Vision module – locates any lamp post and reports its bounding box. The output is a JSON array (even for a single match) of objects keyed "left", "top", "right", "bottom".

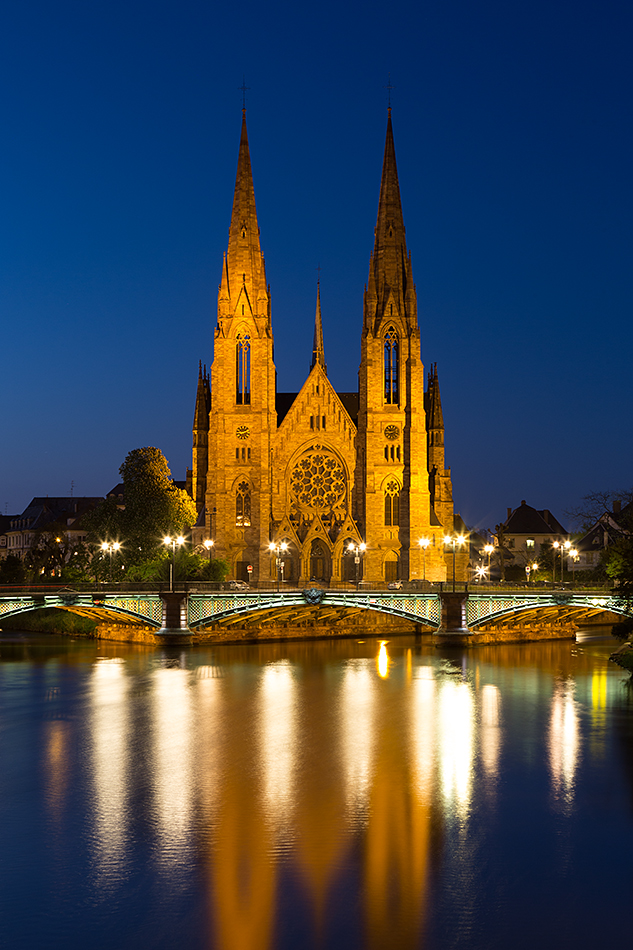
[
  {"left": 163, "top": 535, "right": 185, "bottom": 593},
  {"left": 203, "top": 538, "right": 214, "bottom": 560},
  {"left": 552, "top": 539, "right": 571, "bottom": 586},
  {"left": 268, "top": 541, "right": 289, "bottom": 592},
  {"left": 570, "top": 548, "right": 578, "bottom": 587},
  {"left": 347, "top": 541, "right": 367, "bottom": 590},
  {"left": 418, "top": 537, "right": 431, "bottom": 584},
  {"left": 443, "top": 534, "right": 466, "bottom": 592},
  {"left": 484, "top": 544, "right": 494, "bottom": 583},
  {"left": 100, "top": 540, "right": 121, "bottom": 583}
]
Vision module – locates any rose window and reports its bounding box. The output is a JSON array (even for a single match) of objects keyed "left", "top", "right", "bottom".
[{"left": 289, "top": 449, "right": 346, "bottom": 513}]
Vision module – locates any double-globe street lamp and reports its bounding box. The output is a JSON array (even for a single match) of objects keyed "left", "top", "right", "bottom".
[
  {"left": 552, "top": 539, "right": 571, "bottom": 585},
  {"left": 163, "top": 535, "right": 185, "bottom": 593},
  {"left": 347, "top": 541, "right": 366, "bottom": 590},
  {"left": 269, "top": 541, "right": 289, "bottom": 591},
  {"left": 443, "top": 534, "right": 466, "bottom": 592},
  {"left": 100, "top": 541, "right": 121, "bottom": 583}
]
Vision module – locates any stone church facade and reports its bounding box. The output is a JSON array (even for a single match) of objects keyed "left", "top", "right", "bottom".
[{"left": 188, "top": 109, "right": 464, "bottom": 587}]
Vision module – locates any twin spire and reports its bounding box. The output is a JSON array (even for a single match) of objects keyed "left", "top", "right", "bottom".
[
  {"left": 365, "top": 111, "right": 416, "bottom": 332},
  {"left": 223, "top": 108, "right": 411, "bottom": 355},
  {"left": 221, "top": 111, "right": 269, "bottom": 321}
]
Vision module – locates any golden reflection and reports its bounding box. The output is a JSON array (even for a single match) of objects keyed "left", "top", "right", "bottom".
[
  {"left": 548, "top": 678, "right": 579, "bottom": 807},
  {"left": 480, "top": 684, "right": 502, "bottom": 780},
  {"left": 340, "top": 661, "right": 375, "bottom": 816},
  {"left": 45, "top": 720, "right": 69, "bottom": 821},
  {"left": 89, "top": 658, "right": 130, "bottom": 883},
  {"left": 151, "top": 667, "right": 194, "bottom": 866},
  {"left": 410, "top": 667, "right": 436, "bottom": 803},
  {"left": 377, "top": 641, "right": 389, "bottom": 678},
  {"left": 591, "top": 670, "right": 608, "bottom": 711},
  {"left": 438, "top": 679, "right": 474, "bottom": 819},
  {"left": 258, "top": 660, "right": 297, "bottom": 829},
  {"left": 365, "top": 684, "right": 433, "bottom": 948}
]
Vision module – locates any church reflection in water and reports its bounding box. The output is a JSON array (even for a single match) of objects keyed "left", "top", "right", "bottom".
[{"left": 57, "top": 636, "right": 604, "bottom": 948}]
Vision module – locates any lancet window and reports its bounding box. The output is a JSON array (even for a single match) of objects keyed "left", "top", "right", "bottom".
[
  {"left": 384, "top": 326, "right": 399, "bottom": 404},
  {"left": 236, "top": 332, "right": 251, "bottom": 404},
  {"left": 384, "top": 479, "right": 400, "bottom": 527},
  {"left": 236, "top": 480, "right": 251, "bottom": 526}
]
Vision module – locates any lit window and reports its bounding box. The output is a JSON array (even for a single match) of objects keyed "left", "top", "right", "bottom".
[
  {"left": 236, "top": 480, "right": 251, "bottom": 526},
  {"left": 384, "top": 480, "right": 400, "bottom": 526},
  {"left": 236, "top": 332, "right": 251, "bottom": 404},
  {"left": 384, "top": 326, "right": 399, "bottom": 404}
]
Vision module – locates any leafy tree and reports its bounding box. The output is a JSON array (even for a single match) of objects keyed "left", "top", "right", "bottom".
[
  {"left": 0, "top": 554, "right": 27, "bottom": 585},
  {"left": 85, "top": 447, "right": 198, "bottom": 570}
]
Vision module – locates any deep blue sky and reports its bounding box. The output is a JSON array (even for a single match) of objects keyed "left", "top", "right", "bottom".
[{"left": 2, "top": 0, "right": 631, "bottom": 531}]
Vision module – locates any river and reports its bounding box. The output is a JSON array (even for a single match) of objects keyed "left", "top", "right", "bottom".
[{"left": 0, "top": 626, "right": 632, "bottom": 949}]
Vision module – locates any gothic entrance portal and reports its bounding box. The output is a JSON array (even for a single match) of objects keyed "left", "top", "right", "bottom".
[{"left": 309, "top": 541, "right": 330, "bottom": 584}]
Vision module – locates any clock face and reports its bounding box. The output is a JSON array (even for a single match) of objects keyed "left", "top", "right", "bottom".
[
  {"left": 236, "top": 425, "right": 250, "bottom": 440},
  {"left": 384, "top": 425, "right": 400, "bottom": 441}
]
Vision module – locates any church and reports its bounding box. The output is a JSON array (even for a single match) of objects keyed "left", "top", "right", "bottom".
[{"left": 187, "top": 108, "right": 465, "bottom": 587}]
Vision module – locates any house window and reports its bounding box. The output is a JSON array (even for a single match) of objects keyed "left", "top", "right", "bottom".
[
  {"left": 236, "top": 333, "right": 251, "bottom": 404},
  {"left": 526, "top": 539, "right": 535, "bottom": 549},
  {"left": 384, "top": 326, "right": 399, "bottom": 404}
]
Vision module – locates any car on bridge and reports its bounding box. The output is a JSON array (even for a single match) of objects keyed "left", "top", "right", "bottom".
[{"left": 224, "top": 580, "right": 250, "bottom": 591}]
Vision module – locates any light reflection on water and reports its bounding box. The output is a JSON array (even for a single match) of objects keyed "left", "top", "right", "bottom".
[{"left": 1, "top": 627, "right": 633, "bottom": 949}]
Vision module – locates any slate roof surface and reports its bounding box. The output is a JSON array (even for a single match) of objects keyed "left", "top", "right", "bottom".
[{"left": 504, "top": 502, "right": 566, "bottom": 535}]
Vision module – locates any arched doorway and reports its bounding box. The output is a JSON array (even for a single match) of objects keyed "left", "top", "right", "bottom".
[
  {"left": 384, "top": 551, "right": 399, "bottom": 583},
  {"left": 309, "top": 540, "right": 330, "bottom": 584}
]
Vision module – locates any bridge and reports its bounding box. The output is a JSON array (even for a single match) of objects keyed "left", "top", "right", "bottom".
[{"left": 0, "top": 586, "right": 629, "bottom": 637}]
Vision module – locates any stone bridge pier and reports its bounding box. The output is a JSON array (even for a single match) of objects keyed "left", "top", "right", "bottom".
[{"left": 158, "top": 593, "right": 192, "bottom": 642}]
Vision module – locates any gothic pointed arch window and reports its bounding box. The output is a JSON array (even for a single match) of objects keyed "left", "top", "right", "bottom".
[
  {"left": 236, "top": 480, "right": 251, "bottom": 526},
  {"left": 384, "top": 479, "right": 400, "bottom": 527},
  {"left": 384, "top": 326, "right": 399, "bottom": 404},
  {"left": 236, "top": 332, "right": 251, "bottom": 404}
]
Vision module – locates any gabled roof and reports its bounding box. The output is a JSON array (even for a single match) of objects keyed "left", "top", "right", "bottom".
[{"left": 503, "top": 500, "right": 566, "bottom": 535}]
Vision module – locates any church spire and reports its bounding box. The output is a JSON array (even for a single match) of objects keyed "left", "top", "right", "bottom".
[
  {"left": 364, "top": 110, "right": 416, "bottom": 333},
  {"left": 223, "top": 111, "right": 269, "bottom": 322},
  {"left": 310, "top": 280, "right": 326, "bottom": 373},
  {"left": 193, "top": 360, "right": 211, "bottom": 430}
]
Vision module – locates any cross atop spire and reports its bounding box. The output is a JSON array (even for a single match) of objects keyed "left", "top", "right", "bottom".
[{"left": 311, "top": 279, "right": 326, "bottom": 373}]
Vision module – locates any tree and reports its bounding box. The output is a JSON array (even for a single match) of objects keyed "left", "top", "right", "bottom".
[
  {"left": 566, "top": 488, "right": 633, "bottom": 531},
  {"left": 0, "top": 554, "right": 27, "bottom": 585},
  {"left": 85, "top": 447, "right": 198, "bottom": 569}
]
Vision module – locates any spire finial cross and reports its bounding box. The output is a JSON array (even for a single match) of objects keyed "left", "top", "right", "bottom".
[
  {"left": 316, "top": 263, "right": 321, "bottom": 285},
  {"left": 384, "top": 74, "right": 395, "bottom": 113},
  {"left": 239, "top": 76, "right": 250, "bottom": 112}
]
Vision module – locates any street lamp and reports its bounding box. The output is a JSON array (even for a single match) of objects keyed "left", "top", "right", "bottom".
[
  {"left": 100, "top": 540, "right": 121, "bottom": 583},
  {"left": 552, "top": 539, "right": 571, "bottom": 585},
  {"left": 203, "top": 538, "right": 214, "bottom": 560},
  {"left": 443, "top": 534, "right": 466, "bottom": 592},
  {"left": 268, "top": 541, "right": 289, "bottom": 591},
  {"left": 475, "top": 565, "right": 487, "bottom": 583},
  {"left": 347, "top": 541, "right": 367, "bottom": 590},
  {"left": 484, "top": 544, "right": 494, "bottom": 581},
  {"left": 163, "top": 535, "right": 185, "bottom": 592},
  {"left": 418, "top": 537, "right": 431, "bottom": 584},
  {"left": 570, "top": 548, "right": 579, "bottom": 587}
]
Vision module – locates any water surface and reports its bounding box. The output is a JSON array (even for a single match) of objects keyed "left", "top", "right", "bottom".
[{"left": 1, "top": 627, "right": 632, "bottom": 949}]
